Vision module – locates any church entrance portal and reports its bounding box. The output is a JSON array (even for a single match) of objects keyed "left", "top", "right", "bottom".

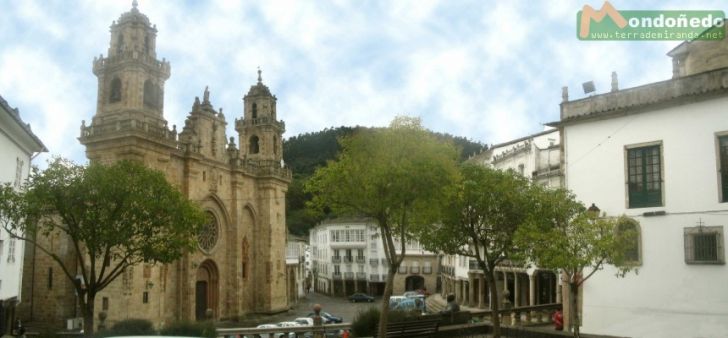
[{"left": 195, "top": 260, "right": 219, "bottom": 321}]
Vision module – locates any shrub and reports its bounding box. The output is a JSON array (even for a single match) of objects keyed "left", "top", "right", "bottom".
[
  {"left": 160, "top": 320, "right": 216, "bottom": 338},
  {"left": 96, "top": 318, "right": 154, "bottom": 337}
]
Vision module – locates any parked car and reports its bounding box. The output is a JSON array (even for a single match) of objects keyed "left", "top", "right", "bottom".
[
  {"left": 307, "top": 311, "right": 343, "bottom": 324},
  {"left": 403, "top": 291, "right": 419, "bottom": 298},
  {"left": 390, "top": 294, "right": 426, "bottom": 314},
  {"left": 254, "top": 324, "right": 289, "bottom": 338},
  {"left": 348, "top": 292, "right": 375, "bottom": 303},
  {"left": 294, "top": 317, "right": 314, "bottom": 326}
]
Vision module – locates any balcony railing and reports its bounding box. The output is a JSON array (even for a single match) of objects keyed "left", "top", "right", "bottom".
[
  {"left": 381, "top": 258, "right": 389, "bottom": 266},
  {"left": 369, "top": 259, "right": 379, "bottom": 266},
  {"left": 369, "top": 274, "right": 379, "bottom": 281},
  {"left": 332, "top": 256, "right": 341, "bottom": 263},
  {"left": 333, "top": 272, "right": 342, "bottom": 280},
  {"left": 356, "top": 272, "right": 366, "bottom": 280},
  {"left": 469, "top": 260, "right": 481, "bottom": 270},
  {"left": 344, "top": 272, "right": 354, "bottom": 279},
  {"left": 343, "top": 256, "right": 353, "bottom": 263},
  {"left": 356, "top": 256, "right": 366, "bottom": 263}
]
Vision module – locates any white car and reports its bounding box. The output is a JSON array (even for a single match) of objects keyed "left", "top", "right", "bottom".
[{"left": 294, "top": 317, "right": 314, "bottom": 326}]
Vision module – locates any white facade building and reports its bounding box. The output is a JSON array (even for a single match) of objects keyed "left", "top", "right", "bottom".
[
  {"left": 557, "top": 36, "right": 728, "bottom": 337},
  {"left": 0, "top": 95, "right": 46, "bottom": 332},
  {"left": 473, "top": 128, "right": 562, "bottom": 188},
  {"left": 309, "top": 218, "right": 438, "bottom": 296},
  {"left": 285, "top": 235, "right": 309, "bottom": 304}
]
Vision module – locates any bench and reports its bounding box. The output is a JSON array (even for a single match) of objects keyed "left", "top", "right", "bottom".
[{"left": 377, "top": 316, "right": 441, "bottom": 338}]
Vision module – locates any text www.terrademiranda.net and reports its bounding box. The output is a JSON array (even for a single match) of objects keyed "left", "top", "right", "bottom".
[{"left": 588, "top": 29, "right": 725, "bottom": 40}]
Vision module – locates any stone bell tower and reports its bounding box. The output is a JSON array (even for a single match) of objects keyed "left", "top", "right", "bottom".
[
  {"left": 235, "top": 69, "right": 285, "bottom": 163},
  {"left": 80, "top": 0, "right": 175, "bottom": 162}
]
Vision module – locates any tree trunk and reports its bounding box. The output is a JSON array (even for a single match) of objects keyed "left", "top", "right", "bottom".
[
  {"left": 378, "top": 265, "right": 397, "bottom": 338},
  {"left": 570, "top": 282, "right": 580, "bottom": 338},
  {"left": 82, "top": 293, "right": 96, "bottom": 337},
  {"left": 486, "top": 271, "right": 501, "bottom": 338}
]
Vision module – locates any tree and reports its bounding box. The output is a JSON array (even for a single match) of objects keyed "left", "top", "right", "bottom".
[
  {"left": 515, "top": 188, "right": 637, "bottom": 338},
  {"left": 418, "top": 163, "right": 534, "bottom": 338},
  {"left": 0, "top": 158, "right": 206, "bottom": 336},
  {"left": 306, "top": 117, "right": 459, "bottom": 338}
]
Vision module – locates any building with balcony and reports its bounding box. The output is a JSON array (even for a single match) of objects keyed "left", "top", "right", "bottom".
[{"left": 309, "top": 219, "right": 438, "bottom": 297}]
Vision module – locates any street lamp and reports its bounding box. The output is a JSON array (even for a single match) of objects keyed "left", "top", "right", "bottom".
[{"left": 587, "top": 203, "right": 600, "bottom": 218}]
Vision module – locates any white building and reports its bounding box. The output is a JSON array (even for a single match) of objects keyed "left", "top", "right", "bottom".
[
  {"left": 473, "top": 127, "right": 562, "bottom": 188},
  {"left": 309, "top": 218, "right": 438, "bottom": 296},
  {"left": 0, "top": 95, "right": 46, "bottom": 333},
  {"left": 285, "top": 235, "right": 309, "bottom": 305},
  {"left": 557, "top": 35, "right": 728, "bottom": 337}
]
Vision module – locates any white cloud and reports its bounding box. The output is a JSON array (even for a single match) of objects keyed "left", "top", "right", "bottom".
[{"left": 1, "top": 0, "right": 725, "bottom": 165}]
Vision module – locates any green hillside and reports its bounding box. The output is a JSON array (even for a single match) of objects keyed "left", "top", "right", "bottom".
[{"left": 283, "top": 126, "right": 487, "bottom": 236}]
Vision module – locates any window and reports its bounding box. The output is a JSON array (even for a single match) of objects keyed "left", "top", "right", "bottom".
[
  {"left": 627, "top": 144, "right": 662, "bottom": 208},
  {"left": 616, "top": 217, "right": 641, "bottom": 265},
  {"left": 14, "top": 158, "right": 24, "bottom": 189},
  {"left": 252, "top": 103, "right": 258, "bottom": 119},
  {"left": 684, "top": 225, "right": 724, "bottom": 264},
  {"left": 143, "top": 80, "right": 159, "bottom": 109},
  {"left": 142, "top": 291, "right": 149, "bottom": 304},
  {"left": 102, "top": 297, "right": 109, "bottom": 311},
  {"left": 249, "top": 136, "right": 260, "bottom": 154},
  {"left": 48, "top": 268, "right": 53, "bottom": 289},
  {"left": 7, "top": 239, "right": 15, "bottom": 263},
  {"left": 719, "top": 135, "right": 728, "bottom": 202},
  {"left": 109, "top": 77, "right": 122, "bottom": 103}
]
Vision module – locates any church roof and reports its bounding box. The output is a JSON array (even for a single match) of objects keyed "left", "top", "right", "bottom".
[
  {"left": 115, "top": 0, "right": 153, "bottom": 29},
  {"left": 246, "top": 69, "right": 273, "bottom": 97},
  {"left": 0, "top": 94, "right": 47, "bottom": 153}
]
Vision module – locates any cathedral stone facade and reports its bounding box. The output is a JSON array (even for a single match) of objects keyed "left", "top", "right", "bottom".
[{"left": 19, "top": 3, "right": 291, "bottom": 330}]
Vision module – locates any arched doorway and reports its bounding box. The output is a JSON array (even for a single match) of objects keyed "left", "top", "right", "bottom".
[
  {"left": 405, "top": 275, "right": 425, "bottom": 291},
  {"left": 195, "top": 260, "right": 219, "bottom": 321}
]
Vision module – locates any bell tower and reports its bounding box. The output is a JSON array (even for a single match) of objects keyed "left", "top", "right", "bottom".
[
  {"left": 235, "top": 69, "right": 285, "bottom": 163},
  {"left": 80, "top": 1, "right": 175, "bottom": 162},
  {"left": 92, "top": 0, "right": 170, "bottom": 122}
]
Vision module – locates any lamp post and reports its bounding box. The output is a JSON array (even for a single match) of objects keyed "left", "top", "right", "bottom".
[{"left": 587, "top": 203, "right": 600, "bottom": 218}]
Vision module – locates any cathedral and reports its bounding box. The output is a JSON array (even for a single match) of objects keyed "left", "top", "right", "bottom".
[{"left": 19, "top": 2, "right": 291, "bottom": 329}]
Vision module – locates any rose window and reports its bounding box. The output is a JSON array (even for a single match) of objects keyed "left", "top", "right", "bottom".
[{"left": 198, "top": 212, "right": 218, "bottom": 253}]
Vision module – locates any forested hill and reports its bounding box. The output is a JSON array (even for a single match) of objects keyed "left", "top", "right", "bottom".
[{"left": 282, "top": 126, "right": 488, "bottom": 236}]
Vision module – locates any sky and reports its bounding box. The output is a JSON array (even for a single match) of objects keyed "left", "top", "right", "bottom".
[{"left": 1, "top": 0, "right": 726, "bottom": 166}]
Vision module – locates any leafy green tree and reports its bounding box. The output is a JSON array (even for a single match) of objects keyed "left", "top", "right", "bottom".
[
  {"left": 419, "top": 164, "right": 534, "bottom": 338},
  {"left": 306, "top": 117, "right": 459, "bottom": 338},
  {"left": 515, "top": 188, "right": 637, "bottom": 338},
  {"left": 282, "top": 125, "right": 487, "bottom": 236},
  {"left": 0, "top": 158, "right": 206, "bottom": 336}
]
